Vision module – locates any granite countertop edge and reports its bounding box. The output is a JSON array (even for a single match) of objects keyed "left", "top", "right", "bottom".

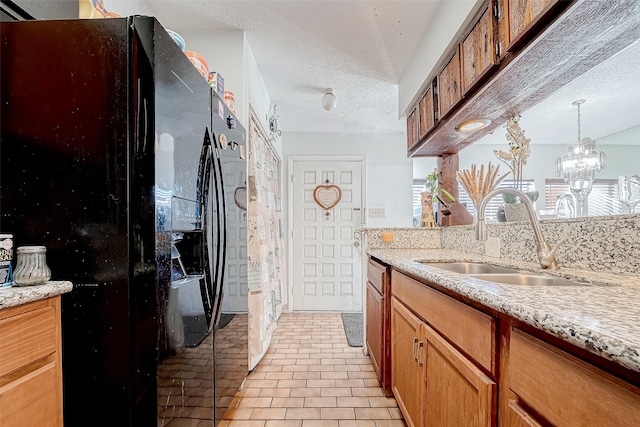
[
  {"left": 367, "top": 248, "right": 640, "bottom": 374},
  {"left": 0, "top": 281, "right": 74, "bottom": 310}
]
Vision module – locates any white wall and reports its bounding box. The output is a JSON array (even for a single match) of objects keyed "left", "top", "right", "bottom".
[
  {"left": 283, "top": 132, "right": 413, "bottom": 227},
  {"left": 398, "top": 0, "right": 481, "bottom": 117},
  {"left": 108, "top": 0, "right": 155, "bottom": 16}
]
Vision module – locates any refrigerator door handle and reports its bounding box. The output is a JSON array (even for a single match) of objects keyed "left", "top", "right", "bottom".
[
  {"left": 198, "top": 128, "right": 214, "bottom": 329},
  {"left": 212, "top": 145, "right": 227, "bottom": 327}
]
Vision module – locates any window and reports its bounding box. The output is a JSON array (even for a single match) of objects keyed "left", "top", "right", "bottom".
[
  {"left": 413, "top": 179, "right": 536, "bottom": 224},
  {"left": 545, "top": 179, "right": 622, "bottom": 216},
  {"left": 458, "top": 180, "right": 536, "bottom": 221}
]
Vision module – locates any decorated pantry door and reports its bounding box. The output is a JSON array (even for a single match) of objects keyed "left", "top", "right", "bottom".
[
  {"left": 291, "top": 159, "right": 363, "bottom": 312},
  {"left": 247, "top": 115, "right": 284, "bottom": 369}
]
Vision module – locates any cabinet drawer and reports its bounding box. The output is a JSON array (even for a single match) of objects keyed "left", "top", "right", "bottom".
[
  {"left": 509, "top": 328, "right": 640, "bottom": 426},
  {"left": 392, "top": 271, "right": 495, "bottom": 373},
  {"left": 0, "top": 361, "right": 61, "bottom": 426},
  {"left": 367, "top": 259, "right": 386, "bottom": 295},
  {"left": 0, "top": 303, "right": 57, "bottom": 377}
]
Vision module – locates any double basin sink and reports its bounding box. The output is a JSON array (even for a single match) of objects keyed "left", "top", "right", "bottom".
[{"left": 422, "top": 262, "right": 592, "bottom": 286}]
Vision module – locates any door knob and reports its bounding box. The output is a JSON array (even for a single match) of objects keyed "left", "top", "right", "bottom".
[{"left": 354, "top": 241, "right": 360, "bottom": 247}]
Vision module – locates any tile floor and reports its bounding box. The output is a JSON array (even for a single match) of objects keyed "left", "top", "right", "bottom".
[
  {"left": 158, "top": 312, "right": 405, "bottom": 427},
  {"left": 221, "top": 313, "right": 405, "bottom": 427}
]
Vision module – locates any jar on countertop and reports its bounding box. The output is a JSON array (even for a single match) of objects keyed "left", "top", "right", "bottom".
[{"left": 13, "top": 246, "right": 51, "bottom": 286}]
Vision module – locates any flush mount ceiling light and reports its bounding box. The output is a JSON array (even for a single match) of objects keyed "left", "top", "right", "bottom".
[
  {"left": 322, "top": 88, "right": 337, "bottom": 111},
  {"left": 455, "top": 118, "right": 491, "bottom": 133}
]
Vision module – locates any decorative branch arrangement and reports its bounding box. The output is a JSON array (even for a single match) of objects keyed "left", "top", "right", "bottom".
[
  {"left": 457, "top": 162, "right": 509, "bottom": 209},
  {"left": 493, "top": 116, "right": 531, "bottom": 190}
]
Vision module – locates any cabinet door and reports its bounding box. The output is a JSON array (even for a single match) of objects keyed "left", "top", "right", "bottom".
[
  {"left": 504, "top": 397, "right": 544, "bottom": 427},
  {"left": 437, "top": 47, "right": 462, "bottom": 119},
  {"left": 391, "top": 297, "right": 423, "bottom": 427},
  {"left": 418, "top": 86, "right": 436, "bottom": 139},
  {"left": 421, "top": 322, "right": 496, "bottom": 427},
  {"left": 407, "top": 107, "right": 418, "bottom": 149},
  {"left": 366, "top": 281, "right": 384, "bottom": 382},
  {"left": 461, "top": 6, "right": 498, "bottom": 94},
  {"left": 509, "top": 329, "right": 640, "bottom": 426},
  {"left": 507, "top": 0, "right": 560, "bottom": 50}
]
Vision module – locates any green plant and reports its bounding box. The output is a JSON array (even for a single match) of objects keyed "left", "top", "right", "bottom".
[{"left": 425, "top": 172, "right": 455, "bottom": 202}]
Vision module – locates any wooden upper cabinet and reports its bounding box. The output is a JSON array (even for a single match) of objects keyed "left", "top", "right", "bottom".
[
  {"left": 506, "top": 0, "right": 561, "bottom": 51},
  {"left": 437, "top": 47, "right": 462, "bottom": 119},
  {"left": 461, "top": 6, "right": 498, "bottom": 94},
  {"left": 406, "top": 107, "right": 418, "bottom": 149},
  {"left": 418, "top": 85, "right": 436, "bottom": 139}
]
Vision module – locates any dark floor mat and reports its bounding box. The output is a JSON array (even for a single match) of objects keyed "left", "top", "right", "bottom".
[
  {"left": 341, "top": 312, "right": 364, "bottom": 347},
  {"left": 182, "top": 315, "right": 210, "bottom": 348},
  {"left": 218, "top": 313, "right": 235, "bottom": 329}
]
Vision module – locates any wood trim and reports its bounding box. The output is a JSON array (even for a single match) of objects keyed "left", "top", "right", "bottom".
[
  {"left": 392, "top": 270, "right": 496, "bottom": 374},
  {"left": 410, "top": 0, "right": 638, "bottom": 156}
]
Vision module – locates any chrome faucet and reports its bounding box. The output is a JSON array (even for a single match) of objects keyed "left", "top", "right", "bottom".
[{"left": 476, "top": 188, "right": 559, "bottom": 269}]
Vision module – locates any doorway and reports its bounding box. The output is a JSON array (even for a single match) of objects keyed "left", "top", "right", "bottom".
[{"left": 289, "top": 157, "right": 365, "bottom": 311}]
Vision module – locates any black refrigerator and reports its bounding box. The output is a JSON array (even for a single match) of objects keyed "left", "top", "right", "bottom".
[{"left": 0, "top": 17, "right": 248, "bottom": 426}]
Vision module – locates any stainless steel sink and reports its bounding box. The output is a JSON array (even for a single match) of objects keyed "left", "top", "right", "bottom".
[
  {"left": 469, "top": 274, "right": 592, "bottom": 287},
  {"left": 422, "top": 262, "right": 525, "bottom": 275},
  {"left": 421, "top": 261, "right": 593, "bottom": 286}
]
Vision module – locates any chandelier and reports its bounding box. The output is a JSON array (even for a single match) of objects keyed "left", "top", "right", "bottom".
[{"left": 555, "top": 99, "right": 606, "bottom": 217}]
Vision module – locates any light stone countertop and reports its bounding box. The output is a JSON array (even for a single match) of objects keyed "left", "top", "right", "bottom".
[
  {"left": 0, "top": 281, "right": 73, "bottom": 310},
  {"left": 367, "top": 248, "right": 640, "bottom": 373}
]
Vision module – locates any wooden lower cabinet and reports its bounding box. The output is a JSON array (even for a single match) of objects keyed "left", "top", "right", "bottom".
[
  {"left": 0, "top": 297, "right": 63, "bottom": 427},
  {"left": 389, "top": 268, "right": 640, "bottom": 426},
  {"left": 391, "top": 296, "right": 496, "bottom": 427},
  {"left": 422, "top": 322, "right": 496, "bottom": 427},
  {"left": 506, "top": 328, "right": 640, "bottom": 426},
  {"left": 503, "top": 394, "right": 543, "bottom": 427},
  {"left": 391, "top": 297, "right": 423, "bottom": 427}
]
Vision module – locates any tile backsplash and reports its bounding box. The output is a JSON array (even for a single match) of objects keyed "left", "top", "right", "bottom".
[
  {"left": 364, "top": 227, "right": 441, "bottom": 249},
  {"left": 365, "top": 214, "right": 640, "bottom": 275}
]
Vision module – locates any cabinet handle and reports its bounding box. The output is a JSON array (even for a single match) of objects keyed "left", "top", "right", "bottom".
[
  {"left": 412, "top": 337, "right": 419, "bottom": 362},
  {"left": 417, "top": 341, "right": 425, "bottom": 367}
]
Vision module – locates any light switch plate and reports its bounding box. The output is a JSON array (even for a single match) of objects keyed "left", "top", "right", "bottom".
[
  {"left": 369, "top": 208, "right": 385, "bottom": 218},
  {"left": 486, "top": 237, "right": 501, "bottom": 258}
]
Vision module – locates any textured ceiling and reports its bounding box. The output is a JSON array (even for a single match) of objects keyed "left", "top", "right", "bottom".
[
  {"left": 476, "top": 40, "right": 640, "bottom": 147},
  {"left": 122, "top": 1, "right": 638, "bottom": 141},
  {"left": 144, "top": 0, "right": 441, "bottom": 134}
]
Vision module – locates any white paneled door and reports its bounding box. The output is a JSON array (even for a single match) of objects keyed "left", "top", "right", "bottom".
[{"left": 292, "top": 160, "right": 363, "bottom": 311}]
